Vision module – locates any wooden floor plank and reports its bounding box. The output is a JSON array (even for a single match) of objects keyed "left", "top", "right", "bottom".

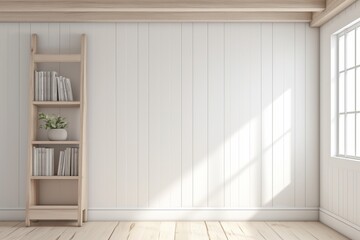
[
  {"left": 109, "top": 222, "right": 133, "bottom": 240},
  {"left": 176, "top": 222, "right": 209, "bottom": 240},
  {"left": 267, "top": 222, "right": 301, "bottom": 240},
  {"left": 297, "top": 222, "right": 349, "bottom": 240},
  {"left": 275, "top": 222, "right": 318, "bottom": 240},
  {"left": 0, "top": 222, "right": 21, "bottom": 238},
  {"left": 205, "top": 221, "right": 227, "bottom": 240},
  {"left": 130, "top": 222, "right": 161, "bottom": 240},
  {"left": 220, "top": 222, "right": 247, "bottom": 240},
  {"left": 159, "top": 222, "right": 176, "bottom": 240},
  {"left": 17, "top": 226, "right": 68, "bottom": 240},
  {"left": 1, "top": 223, "right": 38, "bottom": 240},
  {"left": 239, "top": 222, "right": 282, "bottom": 240},
  {"left": 237, "top": 222, "right": 273, "bottom": 240},
  {"left": 61, "top": 222, "right": 118, "bottom": 240},
  {"left": 0, "top": 221, "right": 350, "bottom": 240}
]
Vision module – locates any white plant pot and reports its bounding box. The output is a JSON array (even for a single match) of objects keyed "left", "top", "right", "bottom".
[{"left": 48, "top": 129, "right": 67, "bottom": 141}]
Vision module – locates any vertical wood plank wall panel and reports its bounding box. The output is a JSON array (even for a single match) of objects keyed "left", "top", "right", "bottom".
[
  {"left": 0, "top": 24, "right": 8, "bottom": 207},
  {"left": 272, "top": 23, "right": 285, "bottom": 208},
  {"left": 294, "top": 23, "right": 306, "bottom": 208},
  {"left": 261, "top": 23, "right": 273, "bottom": 208},
  {"left": 117, "top": 23, "right": 139, "bottom": 207},
  {"left": 116, "top": 23, "right": 128, "bottom": 207},
  {"left": 273, "top": 23, "right": 295, "bottom": 207},
  {"left": 236, "top": 24, "right": 251, "bottom": 208},
  {"left": 225, "top": 23, "right": 240, "bottom": 207},
  {"left": 306, "top": 25, "right": 320, "bottom": 208},
  {"left": 0, "top": 24, "right": 20, "bottom": 208},
  {"left": 138, "top": 23, "right": 149, "bottom": 208},
  {"left": 4, "top": 24, "right": 20, "bottom": 206},
  {"left": 282, "top": 23, "right": 295, "bottom": 208},
  {"left": 0, "top": 22, "right": 319, "bottom": 213},
  {"left": 7, "top": 24, "right": 20, "bottom": 208},
  {"left": 223, "top": 24, "right": 231, "bottom": 208},
  {"left": 181, "top": 23, "right": 193, "bottom": 208},
  {"left": 148, "top": 23, "right": 182, "bottom": 208},
  {"left": 249, "top": 23, "right": 262, "bottom": 208},
  {"left": 166, "top": 23, "right": 182, "bottom": 208},
  {"left": 207, "top": 23, "right": 225, "bottom": 208},
  {"left": 18, "top": 23, "right": 31, "bottom": 208},
  {"left": 148, "top": 23, "right": 163, "bottom": 208},
  {"left": 192, "top": 23, "right": 208, "bottom": 208}
]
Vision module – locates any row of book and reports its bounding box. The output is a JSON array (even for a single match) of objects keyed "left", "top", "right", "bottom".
[
  {"left": 32, "top": 147, "right": 79, "bottom": 176},
  {"left": 32, "top": 147, "right": 55, "bottom": 176},
  {"left": 34, "top": 71, "right": 74, "bottom": 101},
  {"left": 58, "top": 148, "right": 79, "bottom": 176}
]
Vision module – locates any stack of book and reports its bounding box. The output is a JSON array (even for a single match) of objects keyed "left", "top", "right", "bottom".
[
  {"left": 34, "top": 71, "right": 74, "bottom": 101},
  {"left": 57, "top": 148, "right": 79, "bottom": 176},
  {"left": 32, "top": 147, "right": 54, "bottom": 176}
]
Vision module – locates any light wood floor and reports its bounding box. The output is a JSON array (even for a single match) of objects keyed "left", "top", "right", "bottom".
[{"left": 0, "top": 221, "right": 348, "bottom": 240}]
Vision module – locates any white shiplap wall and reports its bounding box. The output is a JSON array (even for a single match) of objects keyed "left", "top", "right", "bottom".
[
  {"left": 0, "top": 22, "right": 319, "bottom": 219},
  {"left": 319, "top": 1, "right": 360, "bottom": 239}
]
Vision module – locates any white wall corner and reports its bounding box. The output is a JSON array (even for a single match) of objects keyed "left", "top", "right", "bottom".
[{"left": 320, "top": 208, "right": 360, "bottom": 240}]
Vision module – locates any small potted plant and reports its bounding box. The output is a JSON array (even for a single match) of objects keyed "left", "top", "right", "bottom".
[{"left": 38, "top": 112, "right": 68, "bottom": 141}]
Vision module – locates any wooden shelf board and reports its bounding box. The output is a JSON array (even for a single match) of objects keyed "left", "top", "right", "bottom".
[
  {"left": 29, "top": 205, "right": 78, "bottom": 210},
  {"left": 33, "top": 101, "right": 80, "bottom": 107},
  {"left": 32, "top": 141, "right": 80, "bottom": 145},
  {"left": 31, "top": 176, "right": 79, "bottom": 180},
  {"left": 34, "top": 54, "right": 81, "bottom": 62}
]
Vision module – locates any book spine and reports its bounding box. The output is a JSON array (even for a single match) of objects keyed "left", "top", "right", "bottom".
[
  {"left": 39, "top": 72, "right": 43, "bottom": 101},
  {"left": 57, "top": 151, "right": 63, "bottom": 176},
  {"left": 51, "top": 71, "right": 58, "bottom": 101},
  {"left": 62, "top": 77, "right": 68, "bottom": 101},
  {"left": 57, "top": 76, "right": 62, "bottom": 101},
  {"left": 46, "top": 148, "right": 49, "bottom": 176},
  {"left": 70, "top": 148, "right": 75, "bottom": 176},
  {"left": 75, "top": 148, "right": 78, "bottom": 176},
  {"left": 42, "top": 148, "right": 46, "bottom": 176},
  {"left": 44, "top": 72, "right": 47, "bottom": 101},
  {"left": 38, "top": 147, "right": 42, "bottom": 176},
  {"left": 32, "top": 147, "right": 36, "bottom": 176},
  {"left": 62, "top": 150, "right": 66, "bottom": 176},
  {"left": 65, "top": 78, "right": 74, "bottom": 101},
  {"left": 51, "top": 148, "right": 54, "bottom": 176},
  {"left": 46, "top": 72, "right": 51, "bottom": 101},
  {"left": 66, "top": 148, "right": 71, "bottom": 176},
  {"left": 34, "top": 71, "right": 39, "bottom": 101}
]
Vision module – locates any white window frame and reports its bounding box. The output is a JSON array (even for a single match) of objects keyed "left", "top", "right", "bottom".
[{"left": 337, "top": 21, "right": 360, "bottom": 159}]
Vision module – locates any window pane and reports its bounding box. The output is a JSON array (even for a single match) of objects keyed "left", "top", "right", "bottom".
[
  {"left": 339, "top": 114, "right": 345, "bottom": 155},
  {"left": 357, "top": 27, "right": 360, "bottom": 66},
  {"left": 357, "top": 68, "right": 360, "bottom": 111},
  {"left": 347, "top": 113, "right": 356, "bottom": 156},
  {"left": 346, "top": 30, "right": 355, "bottom": 69},
  {"left": 346, "top": 69, "right": 355, "bottom": 112},
  {"left": 339, "top": 72, "right": 345, "bottom": 113},
  {"left": 339, "top": 35, "right": 345, "bottom": 71}
]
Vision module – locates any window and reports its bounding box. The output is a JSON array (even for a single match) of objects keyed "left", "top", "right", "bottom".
[{"left": 337, "top": 22, "right": 360, "bottom": 158}]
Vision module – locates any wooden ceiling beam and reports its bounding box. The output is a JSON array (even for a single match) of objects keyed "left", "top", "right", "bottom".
[
  {"left": 0, "top": 12, "right": 312, "bottom": 23},
  {"left": 311, "top": 0, "right": 356, "bottom": 27},
  {"left": 0, "top": 1, "right": 326, "bottom": 13}
]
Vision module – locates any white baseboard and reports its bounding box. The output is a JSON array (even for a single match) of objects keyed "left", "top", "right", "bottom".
[
  {"left": 0, "top": 208, "right": 319, "bottom": 221},
  {"left": 320, "top": 208, "right": 360, "bottom": 240},
  {"left": 88, "top": 208, "right": 319, "bottom": 221},
  {"left": 0, "top": 209, "right": 25, "bottom": 221}
]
